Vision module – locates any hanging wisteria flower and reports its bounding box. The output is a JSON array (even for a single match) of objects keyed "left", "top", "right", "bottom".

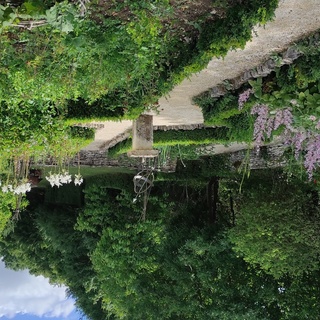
[
  {"left": 74, "top": 174, "right": 83, "bottom": 186},
  {"left": 251, "top": 105, "right": 294, "bottom": 152},
  {"left": 272, "top": 108, "right": 294, "bottom": 131},
  {"left": 266, "top": 117, "right": 274, "bottom": 139},
  {"left": 282, "top": 108, "right": 293, "bottom": 130},
  {"left": 251, "top": 103, "right": 320, "bottom": 179},
  {"left": 1, "top": 185, "right": 9, "bottom": 193},
  {"left": 273, "top": 109, "right": 283, "bottom": 130},
  {"left": 251, "top": 104, "right": 269, "bottom": 150},
  {"left": 304, "top": 133, "right": 320, "bottom": 180},
  {"left": 238, "top": 88, "right": 253, "bottom": 110},
  {"left": 290, "top": 132, "right": 307, "bottom": 159}
]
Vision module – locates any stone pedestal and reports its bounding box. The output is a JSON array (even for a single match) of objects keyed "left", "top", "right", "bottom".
[{"left": 127, "top": 114, "right": 159, "bottom": 158}]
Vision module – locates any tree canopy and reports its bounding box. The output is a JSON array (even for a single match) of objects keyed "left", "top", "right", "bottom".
[
  {"left": 0, "top": 0, "right": 278, "bottom": 117},
  {"left": 1, "top": 169, "right": 320, "bottom": 319}
]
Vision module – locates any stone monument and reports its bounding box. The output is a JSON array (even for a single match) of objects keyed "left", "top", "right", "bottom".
[{"left": 127, "top": 114, "right": 159, "bottom": 158}]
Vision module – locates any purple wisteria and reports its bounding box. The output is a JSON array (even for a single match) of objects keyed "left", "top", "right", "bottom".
[
  {"left": 251, "top": 104, "right": 294, "bottom": 152},
  {"left": 289, "top": 132, "right": 306, "bottom": 159},
  {"left": 274, "top": 109, "right": 294, "bottom": 131},
  {"left": 251, "top": 104, "right": 269, "bottom": 150},
  {"left": 304, "top": 134, "right": 320, "bottom": 180},
  {"left": 251, "top": 104, "right": 320, "bottom": 179},
  {"left": 238, "top": 88, "right": 253, "bottom": 110}
]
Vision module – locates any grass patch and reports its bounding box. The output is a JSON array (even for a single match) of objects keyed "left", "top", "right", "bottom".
[{"left": 108, "top": 125, "right": 253, "bottom": 159}]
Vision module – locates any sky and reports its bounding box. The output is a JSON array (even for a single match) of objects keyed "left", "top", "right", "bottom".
[{"left": 0, "top": 260, "right": 85, "bottom": 320}]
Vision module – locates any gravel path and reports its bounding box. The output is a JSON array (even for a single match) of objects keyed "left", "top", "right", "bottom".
[{"left": 83, "top": 0, "right": 320, "bottom": 152}]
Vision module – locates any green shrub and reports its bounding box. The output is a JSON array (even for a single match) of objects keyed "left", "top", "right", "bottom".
[
  {"left": 108, "top": 124, "right": 253, "bottom": 160},
  {"left": 69, "top": 126, "right": 95, "bottom": 140},
  {"left": 154, "top": 128, "right": 226, "bottom": 144},
  {"left": 85, "top": 173, "right": 133, "bottom": 191},
  {"left": 107, "top": 138, "right": 133, "bottom": 158},
  {"left": 229, "top": 174, "right": 320, "bottom": 278},
  {"left": 0, "top": 0, "right": 278, "bottom": 119}
]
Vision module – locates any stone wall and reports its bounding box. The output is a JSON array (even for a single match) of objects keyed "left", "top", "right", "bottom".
[
  {"left": 66, "top": 143, "right": 287, "bottom": 172},
  {"left": 228, "top": 145, "right": 287, "bottom": 170},
  {"left": 61, "top": 150, "right": 177, "bottom": 172},
  {"left": 206, "top": 46, "right": 302, "bottom": 99}
]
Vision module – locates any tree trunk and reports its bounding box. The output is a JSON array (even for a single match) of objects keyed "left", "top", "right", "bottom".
[{"left": 207, "top": 177, "right": 219, "bottom": 224}]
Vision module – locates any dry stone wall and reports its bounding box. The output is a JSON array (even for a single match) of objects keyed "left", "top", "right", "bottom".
[
  {"left": 227, "top": 145, "right": 287, "bottom": 171},
  {"left": 207, "top": 46, "right": 302, "bottom": 98},
  {"left": 69, "top": 144, "right": 287, "bottom": 172}
]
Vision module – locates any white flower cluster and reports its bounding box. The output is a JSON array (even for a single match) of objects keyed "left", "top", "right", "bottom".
[
  {"left": 74, "top": 174, "right": 83, "bottom": 186},
  {"left": 0, "top": 181, "right": 32, "bottom": 195},
  {"left": 45, "top": 171, "right": 83, "bottom": 187}
]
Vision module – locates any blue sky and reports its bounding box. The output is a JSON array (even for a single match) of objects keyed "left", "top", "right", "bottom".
[
  {"left": 0, "top": 310, "right": 84, "bottom": 320},
  {"left": 0, "top": 260, "right": 86, "bottom": 320}
]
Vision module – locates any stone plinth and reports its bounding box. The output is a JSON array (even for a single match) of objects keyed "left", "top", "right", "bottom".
[
  {"left": 127, "top": 149, "right": 159, "bottom": 158},
  {"left": 127, "top": 114, "right": 159, "bottom": 158}
]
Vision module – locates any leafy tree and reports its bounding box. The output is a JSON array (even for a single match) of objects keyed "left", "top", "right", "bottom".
[
  {"left": 91, "top": 224, "right": 284, "bottom": 319},
  {"left": 228, "top": 172, "right": 320, "bottom": 279},
  {"left": 0, "top": 187, "right": 29, "bottom": 239},
  {"left": 0, "top": 0, "right": 278, "bottom": 113},
  {"left": 0, "top": 203, "right": 109, "bottom": 319},
  {"left": 2, "top": 170, "right": 320, "bottom": 319},
  {"left": 0, "top": 192, "right": 16, "bottom": 236}
]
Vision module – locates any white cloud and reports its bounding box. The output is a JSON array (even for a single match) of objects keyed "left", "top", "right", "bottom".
[{"left": 0, "top": 260, "right": 75, "bottom": 319}]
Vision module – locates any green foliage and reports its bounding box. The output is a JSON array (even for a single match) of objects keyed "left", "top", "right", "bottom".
[
  {"left": 44, "top": 182, "right": 83, "bottom": 206},
  {"left": 0, "top": 0, "right": 278, "bottom": 118},
  {"left": 91, "top": 224, "right": 282, "bottom": 320},
  {"left": 249, "top": 36, "right": 320, "bottom": 114},
  {"left": 0, "top": 100, "right": 63, "bottom": 148},
  {"left": 274, "top": 271, "right": 320, "bottom": 320},
  {"left": 195, "top": 92, "right": 240, "bottom": 126},
  {"left": 0, "top": 192, "right": 16, "bottom": 237},
  {"left": 193, "top": 91, "right": 255, "bottom": 141},
  {"left": 3, "top": 168, "right": 320, "bottom": 319},
  {"left": 108, "top": 126, "right": 252, "bottom": 161},
  {"left": 178, "top": 0, "right": 279, "bottom": 78},
  {"left": 85, "top": 172, "right": 133, "bottom": 191},
  {"left": 76, "top": 187, "right": 126, "bottom": 235},
  {"left": 0, "top": 203, "right": 107, "bottom": 319},
  {"left": 69, "top": 126, "right": 95, "bottom": 140},
  {"left": 154, "top": 127, "right": 226, "bottom": 145},
  {"left": 107, "top": 138, "right": 132, "bottom": 158},
  {"left": 0, "top": 0, "right": 279, "bottom": 174},
  {"left": 91, "top": 220, "right": 167, "bottom": 319},
  {"left": 195, "top": 32, "right": 320, "bottom": 149},
  {"left": 229, "top": 173, "right": 320, "bottom": 279},
  {"left": 173, "top": 154, "right": 238, "bottom": 181}
]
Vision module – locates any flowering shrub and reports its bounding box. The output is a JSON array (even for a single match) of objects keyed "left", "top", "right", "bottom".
[
  {"left": 238, "top": 88, "right": 254, "bottom": 110},
  {"left": 250, "top": 102, "right": 320, "bottom": 179},
  {"left": 303, "top": 133, "right": 320, "bottom": 179},
  {"left": 251, "top": 104, "right": 293, "bottom": 150}
]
